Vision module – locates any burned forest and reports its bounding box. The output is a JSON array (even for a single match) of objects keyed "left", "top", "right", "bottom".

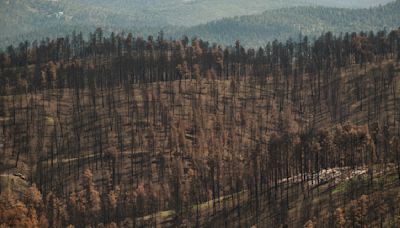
[{"left": 1, "top": 27, "right": 400, "bottom": 227}]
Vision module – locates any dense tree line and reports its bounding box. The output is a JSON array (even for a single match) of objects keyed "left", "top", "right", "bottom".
[{"left": 1, "top": 26, "right": 399, "bottom": 93}]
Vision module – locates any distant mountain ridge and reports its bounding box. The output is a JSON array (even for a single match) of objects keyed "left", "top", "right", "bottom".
[
  {"left": 178, "top": 0, "right": 400, "bottom": 46},
  {"left": 0, "top": 0, "right": 397, "bottom": 48}
]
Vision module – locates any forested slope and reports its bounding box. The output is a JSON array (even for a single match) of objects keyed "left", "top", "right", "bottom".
[
  {"left": 181, "top": 0, "right": 400, "bottom": 46},
  {"left": 0, "top": 0, "right": 397, "bottom": 49},
  {"left": 0, "top": 27, "right": 400, "bottom": 227}
]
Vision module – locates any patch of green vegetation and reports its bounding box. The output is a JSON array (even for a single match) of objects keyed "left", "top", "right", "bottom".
[
  {"left": 192, "top": 190, "right": 247, "bottom": 211},
  {"left": 45, "top": 116, "right": 54, "bottom": 125},
  {"left": 331, "top": 173, "right": 369, "bottom": 195},
  {"left": 373, "top": 172, "right": 399, "bottom": 190},
  {"left": 0, "top": 174, "right": 29, "bottom": 196},
  {"left": 332, "top": 169, "right": 399, "bottom": 195},
  {"left": 332, "top": 183, "right": 345, "bottom": 194},
  {"left": 159, "top": 210, "right": 175, "bottom": 218},
  {"left": 137, "top": 190, "right": 247, "bottom": 223}
]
